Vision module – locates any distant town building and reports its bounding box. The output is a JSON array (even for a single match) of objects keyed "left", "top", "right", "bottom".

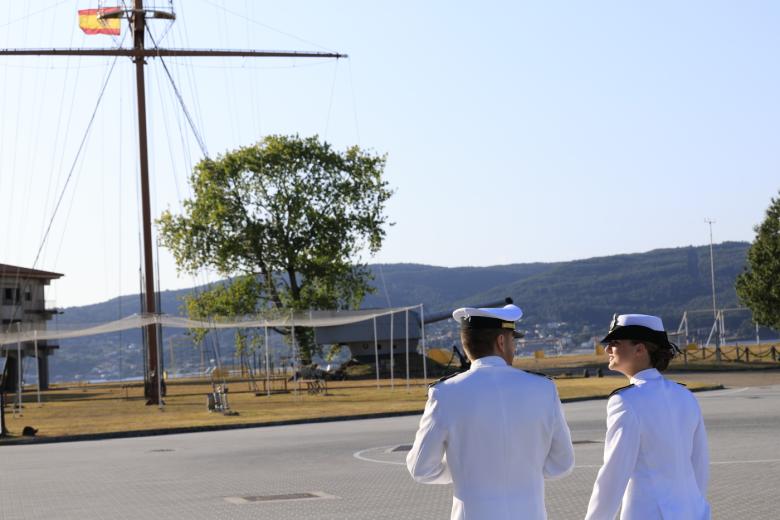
[{"left": 0, "top": 263, "right": 63, "bottom": 389}]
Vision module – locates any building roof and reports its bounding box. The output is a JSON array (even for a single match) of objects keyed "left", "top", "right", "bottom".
[{"left": 0, "top": 263, "right": 64, "bottom": 281}]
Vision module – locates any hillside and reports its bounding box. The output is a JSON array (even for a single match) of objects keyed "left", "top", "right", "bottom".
[
  {"left": 362, "top": 242, "right": 751, "bottom": 333},
  {"left": 44, "top": 241, "right": 768, "bottom": 382}
]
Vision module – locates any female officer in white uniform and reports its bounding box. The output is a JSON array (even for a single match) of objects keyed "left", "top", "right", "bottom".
[{"left": 585, "top": 314, "right": 710, "bottom": 520}]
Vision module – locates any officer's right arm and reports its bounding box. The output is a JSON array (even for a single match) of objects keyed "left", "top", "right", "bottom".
[
  {"left": 691, "top": 406, "right": 709, "bottom": 495},
  {"left": 584, "top": 394, "right": 639, "bottom": 520},
  {"left": 544, "top": 384, "right": 575, "bottom": 479},
  {"left": 406, "top": 386, "right": 452, "bottom": 484}
]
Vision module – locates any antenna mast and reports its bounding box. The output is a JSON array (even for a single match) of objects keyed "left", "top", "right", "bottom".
[{"left": 705, "top": 218, "right": 721, "bottom": 361}]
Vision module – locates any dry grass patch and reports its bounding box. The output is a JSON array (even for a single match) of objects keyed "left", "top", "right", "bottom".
[{"left": 1, "top": 375, "right": 716, "bottom": 442}]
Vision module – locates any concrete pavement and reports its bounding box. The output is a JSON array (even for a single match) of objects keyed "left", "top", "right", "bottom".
[{"left": 1, "top": 383, "right": 778, "bottom": 519}]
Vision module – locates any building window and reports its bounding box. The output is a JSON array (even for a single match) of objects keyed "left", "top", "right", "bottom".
[
  {"left": 3, "top": 287, "right": 21, "bottom": 305},
  {"left": 24, "top": 286, "right": 32, "bottom": 302}
]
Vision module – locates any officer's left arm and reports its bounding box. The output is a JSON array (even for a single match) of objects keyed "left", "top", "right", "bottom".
[
  {"left": 544, "top": 384, "right": 575, "bottom": 479},
  {"left": 406, "top": 386, "right": 452, "bottom": 484},
  {"left": 584, "top": 394, "right": 640, "bottom": 520}
]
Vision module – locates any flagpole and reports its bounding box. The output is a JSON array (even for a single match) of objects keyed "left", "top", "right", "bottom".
[{"left": 129, "top": 0, "right": 165, "bottom": 405}]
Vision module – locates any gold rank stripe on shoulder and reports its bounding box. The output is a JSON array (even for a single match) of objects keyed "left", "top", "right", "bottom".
[
  {"left": 525, "top": 370, "right": 552, "bottom": 380},
  {"left": 676, "top": 382, "right": 687, "bottom": 387},
  {"left": 428, "top": 372, "right": 461, "bottom": 388},
  {"left": 608, "top": 383, "right": 635, "bottom": 397}
]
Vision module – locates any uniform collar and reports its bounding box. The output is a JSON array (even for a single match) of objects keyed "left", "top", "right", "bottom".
[
  {"left": 630, "top": 367, "right": 661, "bottom": 385},
  {"left": 470, "top": 356, "right": 508, "bottom": 369}
]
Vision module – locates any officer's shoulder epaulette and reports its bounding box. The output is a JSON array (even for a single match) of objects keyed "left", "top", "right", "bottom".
[
  {"left": 428, "top": 372, "right": 460, "bottom": 388},
  {"left": 524, "top": 370, "right": 552, "bottom": 380},
  {"left": 608, "top": 384, "right": 635, "bottom": 398}
]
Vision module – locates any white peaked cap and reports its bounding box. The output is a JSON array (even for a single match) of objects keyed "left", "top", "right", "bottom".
[
  {"left": 452, "top": 304, "right": 523, "bottom": 324},
  {"left": 613, "top": 314, "right": 665, "bottom": 332},
  {"left": 602, "top": 313, "right": 675, "bottom": 351}
]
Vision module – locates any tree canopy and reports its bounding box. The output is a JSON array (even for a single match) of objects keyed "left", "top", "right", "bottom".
[
  {"left": 158, "top": 134, "right": 392, "bottom": 361},
  {"left": 736, "top": 191, "right": 780, "bottom": 330}
]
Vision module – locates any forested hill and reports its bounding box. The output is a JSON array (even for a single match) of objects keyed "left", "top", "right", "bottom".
[
  {"left": 59, "top": 241, "right": 752, "bottom": 335},
  {"left": 361, "top": 241, "right": 752, "bottom": 335}
]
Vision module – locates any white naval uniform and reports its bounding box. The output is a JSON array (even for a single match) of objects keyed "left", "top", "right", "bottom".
[
  {"left": 406, "top": 356, "right": 575, "bottom": 520},
  {"left": 585, "top": 368, "right": 710, "bottom": 520}
]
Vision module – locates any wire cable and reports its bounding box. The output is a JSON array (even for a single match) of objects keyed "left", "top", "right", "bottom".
[
  {"left": 146, "top": 28, "right": 209, "bottom": 157},
  {"left": 31, "top": 53, "right": 122, "bottom": 270},
  {"left": 195, "top": 0, "right": 336, "bottom": 53},
  {"left": 0, "top": 0, "right": 70, "bottom": 31}
]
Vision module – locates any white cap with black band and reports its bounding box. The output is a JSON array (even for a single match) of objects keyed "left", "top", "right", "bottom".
[
  {"left": 452, "top": 304, "right": 525, "bottom": 338},
  {"left": 601, "top": 313, "right": 680, "bottom": 353}
]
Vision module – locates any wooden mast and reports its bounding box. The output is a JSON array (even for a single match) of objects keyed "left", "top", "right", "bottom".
[{"left": 132, "top": 0, "right": 164, "bottom": 405}]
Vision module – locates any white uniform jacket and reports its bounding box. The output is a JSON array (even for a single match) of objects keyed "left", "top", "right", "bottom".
[
  {"left": 585, "top": 368, "right": 710, "bottom": 520},
  {"left": 406, "top": 356, "right": 575, "bottom": 520}
]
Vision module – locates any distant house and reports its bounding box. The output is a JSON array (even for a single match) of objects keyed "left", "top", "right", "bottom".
[{"left": 0, "top": 263, "right": 63, "bottom": 389}]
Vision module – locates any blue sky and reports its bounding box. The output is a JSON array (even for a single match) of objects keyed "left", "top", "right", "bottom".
[{"left": 1, "top": 1, "right": 778, "bottom": 307}]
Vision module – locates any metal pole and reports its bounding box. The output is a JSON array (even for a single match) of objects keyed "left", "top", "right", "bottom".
[
  {"left": 405, "top": 309, "right": 410, "bottom": 391},
  {"left": 705, "top": 218, "right": 721, "bottom": 362},
  {"left": 0, "top": 390, "right": 6, "bottom": 436},
  {"left": 15, "top": 322, "right": 22, "bottom": 413},
  {"left": 157, "top": 324, "right": 163, "bottom": 410},
  {"left": 389, "top": 311, "right": 394, "bottom": 390},
  {"left": 169, "top": 336, "right": 175, "bottom": 375},
  {"left": 756, "top": 322, "right": 760, "bottom": 345},
  {"left": 373, "top": 316, "right": 380, "bottom": 389},
  {"left": 291, "top": 310, "right": 297, "bottom": 396},
  {"left": 34, "top": 331, "right": 40, "bottom": 404},
  {"left": 420, "top": 305, "right": 428, "bottom": 382},
  {"left": 264, "top": 324, "right": 270, "bottom": 397}
]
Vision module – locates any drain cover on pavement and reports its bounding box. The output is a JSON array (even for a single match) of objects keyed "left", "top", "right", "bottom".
[{"left": 225, "top": 491, "right": 338, "bottom": 505}]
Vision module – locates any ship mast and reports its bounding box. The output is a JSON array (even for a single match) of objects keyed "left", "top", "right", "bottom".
[{"left": 0, "top": 1, "right": 346, "bottom": 405}]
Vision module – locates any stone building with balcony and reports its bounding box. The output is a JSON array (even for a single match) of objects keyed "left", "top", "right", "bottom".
[{"left": 0, "top": 263, "right": 63, "bottom": 389}]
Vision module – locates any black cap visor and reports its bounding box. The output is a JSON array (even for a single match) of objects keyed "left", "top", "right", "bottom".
[{"left": 601, "top": 325, "right": 672, "bottom": 350}]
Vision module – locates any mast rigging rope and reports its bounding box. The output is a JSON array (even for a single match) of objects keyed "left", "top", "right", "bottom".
[{"left": 31, "top": 50, "right": 122, "bottom": 271}]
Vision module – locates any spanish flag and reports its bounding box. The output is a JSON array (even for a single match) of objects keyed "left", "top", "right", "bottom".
[{"left": 78, "top": 8, "right": 121, "bottom": 36}]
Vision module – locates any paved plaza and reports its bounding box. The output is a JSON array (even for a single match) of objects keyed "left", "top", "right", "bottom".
[{"left": 1, "top": 381, "right": 779, "bottom": 519}]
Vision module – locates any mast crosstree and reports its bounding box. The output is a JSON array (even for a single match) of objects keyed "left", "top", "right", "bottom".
[{"left": 0, "top": 1, "right": 346, "bottom": 405}]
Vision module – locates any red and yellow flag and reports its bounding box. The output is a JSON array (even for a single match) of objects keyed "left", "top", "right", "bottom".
[{"left": 78, "top": 8, "right": 121, "bottom": 36}]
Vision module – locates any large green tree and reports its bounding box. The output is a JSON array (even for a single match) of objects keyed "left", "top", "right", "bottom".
[
  {"left": 158, "top": 134, "right": 392, "bottom": 362},
  {"left": 736, "top": 190, "right": 780, "bottom": 330}
]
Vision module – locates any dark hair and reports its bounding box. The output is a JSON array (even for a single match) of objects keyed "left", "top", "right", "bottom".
[
  {"left": 641, "top": 340, "right": 674, "bottom": 371},
  {"left": 460, "top": 328, "right": 505, "bottom": 359}
]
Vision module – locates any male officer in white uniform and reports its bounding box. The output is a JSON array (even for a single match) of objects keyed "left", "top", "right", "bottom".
[
  {"left": 406, "top": 303, "right": 575, "bottom": 519},
  {"left": 585, "top": 314, "right": 710, "bottom": 520}
]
